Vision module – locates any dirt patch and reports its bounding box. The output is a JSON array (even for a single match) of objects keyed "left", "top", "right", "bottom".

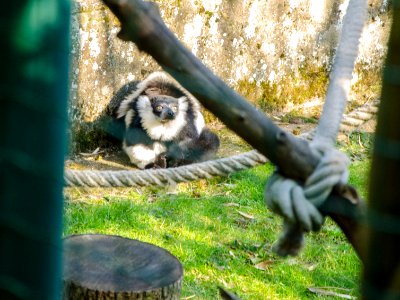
[
  {"left": 66, "top": 149, "right": 134, "bottom": 171},
  {"left": 65, "top": 122, "right": 317, "bottom": 171}
]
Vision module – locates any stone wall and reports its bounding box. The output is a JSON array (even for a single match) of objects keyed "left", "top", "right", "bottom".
[{"left": 69, "top": 0, "right": 391, "bottom": 151}]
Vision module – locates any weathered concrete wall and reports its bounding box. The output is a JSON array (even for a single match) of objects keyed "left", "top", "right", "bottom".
[{"left": 69, "top": 0, "right": 391, "bottom": 151}]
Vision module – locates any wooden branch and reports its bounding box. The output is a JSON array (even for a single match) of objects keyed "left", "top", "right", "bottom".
[
  {"left": 104, "top": 0, "right": 316, "bottom": 179},
  {"left": 102, "top": 0, "right": 366, "bottom": 261}
]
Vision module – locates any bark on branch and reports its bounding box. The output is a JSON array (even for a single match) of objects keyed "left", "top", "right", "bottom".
[{"left": 102, "top": 0, "right": 366, "bottom": 261}]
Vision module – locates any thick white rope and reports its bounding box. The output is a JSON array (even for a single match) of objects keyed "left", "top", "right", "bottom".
[
  {"left": 313, "top": 0, "right": 368, "bottom": 147},
  {"left": 300, "top": 99, "right": 379, "bottom": 141},
  {"left": 65, "top": 150, "right": 267, "bottom": 187},
  {"left": 64, "top": 99, "right": 377, "bottom": 188},
  {"left": 264, "top": 0, "right": 368, "bottom": 256}
]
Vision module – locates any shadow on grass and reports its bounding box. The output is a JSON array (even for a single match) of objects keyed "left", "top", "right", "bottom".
[{"left": 63, "top": 167, "right": 360, "bottom": 299}]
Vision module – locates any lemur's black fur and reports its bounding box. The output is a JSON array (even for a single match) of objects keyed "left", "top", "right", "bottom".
[{"left": 110, "top": 72, "right": 219, "bottom": 169}]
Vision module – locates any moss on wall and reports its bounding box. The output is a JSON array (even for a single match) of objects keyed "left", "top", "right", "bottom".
[{"left": 236, "top": 64, "right": 328, "bottom": 112}]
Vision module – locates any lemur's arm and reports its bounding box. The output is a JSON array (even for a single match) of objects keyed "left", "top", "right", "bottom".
[{"left": 124, "top": 126, "right": 167, "bottom": 169}]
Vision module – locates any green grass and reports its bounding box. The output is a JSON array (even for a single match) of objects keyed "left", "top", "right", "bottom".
[{"left": 63, "top": 156, "right": 370, "bottom": 299}]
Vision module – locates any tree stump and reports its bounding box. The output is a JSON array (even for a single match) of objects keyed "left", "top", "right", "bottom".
[{"left": 63, "top": 234, "right": 183, "bottom": 299}]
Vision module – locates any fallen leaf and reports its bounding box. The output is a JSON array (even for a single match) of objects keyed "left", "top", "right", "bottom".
[
  {"left": 287, "top": 258, "right": 298, "bottom": 266},
  {"left": 292, "top": 128, "right": 301, "bottom": 135},
  {"left": 307, "top": 287, "right": 355, "bottom": 299},
  {"left": 246, "top": 253, "right": 258, "bottom": 264},
  {"left": 215, "top": 264, "right": 226, "bottom": 271},
  {"left": 223, "top": 183, "right": 237, "bottom": 188},
  {"left": 358, "top": 134, "right": 365, "bottom": 148},
  {"left": 303, "top": 261, "right": 318, "bottom": 271},
  {"left": 272, "top": 116, "right": 281, "bottom": 121},
  {"left": 79, "top": 147, "right": 104, "bottom": 157},
  {"left": 254, "top": 260, "right": 274, "bottom": 271},
  {"left": 224, "top": 202, "right": 240, "bottom": 207},
  {"left": 236, "top": 210, "right": 254, "bottom": 219},
  {"left": 191, "top": 191, "right": 201, "bottom": 198}
]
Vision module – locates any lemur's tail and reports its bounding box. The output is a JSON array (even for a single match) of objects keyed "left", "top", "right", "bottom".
[{"left": 196, "top": 128, "right": 220, "bottom": 160}]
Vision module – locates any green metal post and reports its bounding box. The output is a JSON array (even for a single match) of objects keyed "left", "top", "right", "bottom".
[
  {"left": 0, "top": 0, "right": 70, "bottom": 299},
  {"left": 363, "top": 1, "right": 400, "bottom": 299}
]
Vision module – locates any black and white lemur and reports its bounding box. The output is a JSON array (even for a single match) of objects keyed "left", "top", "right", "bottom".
[{"left": 110, "top": 71, "right": 220, "bottom": 169}]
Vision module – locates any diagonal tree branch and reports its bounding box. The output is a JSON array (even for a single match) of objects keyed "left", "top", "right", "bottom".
[{"left": 102, "top": 0, "right": 366, "bottom": 261}]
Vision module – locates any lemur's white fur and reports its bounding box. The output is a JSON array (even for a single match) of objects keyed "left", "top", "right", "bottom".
[
  {"left": 136, "top": 95, "right": 189, "bottom": 141},
  {"left": 194, "top": 111, "right": 205, "bottom": 135},
  {"left": 124, "top": 109, "right": 135, "bottom": 129},
  {"left": 123, "top": 140, "right": 166, "bottom": 169}
]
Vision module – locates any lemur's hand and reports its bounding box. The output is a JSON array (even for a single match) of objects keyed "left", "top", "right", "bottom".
[
  {"left": 145, "top": 154, "right": 167, "bottom": 169},
  {"left": 166, "top": 143, "right": 188, "bottom": 168}
]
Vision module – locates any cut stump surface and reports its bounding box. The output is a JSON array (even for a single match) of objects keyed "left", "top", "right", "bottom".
[{"left": 63, "top": 234, "right": 183, "bottom": 299}]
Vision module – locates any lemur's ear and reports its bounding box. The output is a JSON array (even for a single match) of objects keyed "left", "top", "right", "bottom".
[{"left": 144, "top": 87, "right": 161, "bottom": 96}]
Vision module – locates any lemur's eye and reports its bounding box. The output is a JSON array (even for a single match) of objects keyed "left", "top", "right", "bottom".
[
  {"left": 171, "top": 106, "right": 178, "bottom": 112},
  {"left": 155, "top": 105, "right": 163, "bottom": 112}
]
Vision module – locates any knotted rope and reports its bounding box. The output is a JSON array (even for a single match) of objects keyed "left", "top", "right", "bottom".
[{"left": 264, "top": 0, "right": 368, "bottom": 256}]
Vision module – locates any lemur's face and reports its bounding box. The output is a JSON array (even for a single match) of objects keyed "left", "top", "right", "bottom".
[{"left": 150, "top": 96, "right": 179, "bottom": 123}]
